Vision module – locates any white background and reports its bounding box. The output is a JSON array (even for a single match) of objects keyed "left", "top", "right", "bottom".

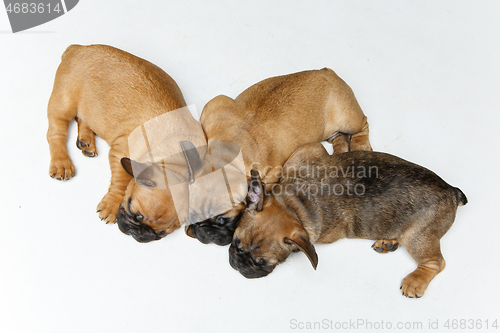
[{"left": 1, "top": 1, "right": 499, "bottom": 332}]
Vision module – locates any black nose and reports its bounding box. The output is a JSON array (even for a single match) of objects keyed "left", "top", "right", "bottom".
[
  {"left": 190, "top": 220, "right": 236, "bottom": 246},
  {"left": 116, "top": 206, "right": 166, "bottom": 243},
  {"left": 232, "top": 238, "right": 245, "bottom": 254},
  {"left": 228, "top": 242, "right": 275, "bottom": 279}
]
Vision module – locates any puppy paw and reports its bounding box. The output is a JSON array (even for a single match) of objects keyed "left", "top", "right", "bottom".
[
  {"left": 76, "top": 138, "right": 97, "bottom": 157},
  {"left": 49, "top": 158, "right": 76, "bottom": 181},
  {"left": 350, "top": 141, "right": 373, "bottom": 152},
  {"left": 372, "top": 239, "right": 399, "bottom": 253},
  {"left": 96, "top": 193, "right": 122, "bottom": 224},
  {"left": 329, "top": 133, "right": 350, "bottom": 154},
  {"left": 400, "top": 272, "right": 430, "bottom": 298}
]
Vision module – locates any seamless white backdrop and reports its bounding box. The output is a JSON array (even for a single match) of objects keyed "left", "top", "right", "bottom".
[{"left": 1, "top": 1, "right": 499, "bottom": 332}]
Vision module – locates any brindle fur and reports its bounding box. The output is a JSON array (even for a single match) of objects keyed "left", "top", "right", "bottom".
[{"left": 230, "top": 143, "right": 467, "bottom": 298}]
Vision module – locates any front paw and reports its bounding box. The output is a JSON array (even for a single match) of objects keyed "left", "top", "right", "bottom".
[
  {"left": 96, "top": 192, "right": 123, "bottom": 224},
  {"left": 49, "top": 158, "right": 76, "bottom": 181},
  {"left": 372, "top": 239, "right": 399, "bottom": 253},
  {"left": 76, "top": 138, "right": 98, "bottom": 157}
]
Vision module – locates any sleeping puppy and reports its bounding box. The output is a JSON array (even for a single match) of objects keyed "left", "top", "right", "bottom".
[
  {"left": 47, "top": 44, "right": 196, "bottom": 242},
  {"left": 229, "top": 143, "right": 467, "bottom": 298},
  {"left": 186, "top": 68, "right": 372, "bottom": 245}
]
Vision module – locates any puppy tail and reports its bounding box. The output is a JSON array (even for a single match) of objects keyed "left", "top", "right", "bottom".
[{"left": 453, "top": 187, "right": 468, "bottom": 207}]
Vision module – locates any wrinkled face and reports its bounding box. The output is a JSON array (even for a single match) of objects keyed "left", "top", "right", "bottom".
[
  {"left": 186, "top": 204, "right": 245, "bottom": 246},
  {"left": 229, "top": 203, "right": 296, "bottom": 278},
  {"left": 117, "top": 139, "right": 248, "bottom": 243},
  {"left": 175, "top": 140, "right": 248, "bottom": 245},
  {"left": 183, "top": 163, "right": 248, "bottom": 245},
  {"left": 228, "top": 169, "right": 318, "bottom": 279},
  {"left": 116, "top": 178, "right": 181, "bottom": 243}
]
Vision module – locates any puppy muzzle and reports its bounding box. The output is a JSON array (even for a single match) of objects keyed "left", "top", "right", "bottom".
[
  {"left": 116, "top": 206, "right": 166, "bottom": 243},
  {"left": 228, "top": 242, "right": 276, "bottom": 278},
  {"left": 189, "top": 215, "right": 240, "bottom": 246}
]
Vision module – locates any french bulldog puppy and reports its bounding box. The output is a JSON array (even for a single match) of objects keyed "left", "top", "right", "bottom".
[
  {"left": 47, "top": 44, "right": 191, "bottom": 242},
  {"left": 229, "top": 143, "right": 467, "bottom": 298},
  {"left": 187, "top": 68, "right": 372, "bottom": 245}
]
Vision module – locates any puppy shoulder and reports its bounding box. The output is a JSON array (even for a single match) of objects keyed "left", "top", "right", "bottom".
[
  {"left": 61, "top": 44, "right": 83, "bottom": 60},
  {"left": 283, "top": 143, "right": 328, "bottom": 169},
  {"left": 200, "top": 95, "right": 240, "bottom": 134},
  {"left": 201, "top": 94, "right": 235, "bottom": 115}
]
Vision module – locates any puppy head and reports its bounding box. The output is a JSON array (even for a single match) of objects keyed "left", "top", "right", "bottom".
[
  {"left": 185, "top": 203, "right": 244, "bottom": 246},
  {"left": 229, "top": 170, "right": 318, "bottom": 278},
  {"left": 183, "top": 141, "right": 248, "bottom": 245},
  {"left": 117, "top": 158, "right": 182, "bottom": 243}
]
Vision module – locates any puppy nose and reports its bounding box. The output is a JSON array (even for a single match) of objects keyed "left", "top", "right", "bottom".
[
  {"left": 232, "top": 239, "right": 246, "bottom": 254},
  {"left": 233, "top": 238, "right": 241, "bottom": 248}
]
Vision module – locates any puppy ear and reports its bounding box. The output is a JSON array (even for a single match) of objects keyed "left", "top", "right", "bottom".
[
  {"left": 284, "top": 231, "right": 318, "bottom": 270},
  {"left": 247, "top": 169, "right": 264, "bottom": 212},
  {"left": 180, "top": 141, "right": 204, "bottom": 184},
  {"left": 120, "top": 158, "right": 158, "bottom": 188},
  {"left": 121, "top": 158, "right": 136, "bottom": 177}
]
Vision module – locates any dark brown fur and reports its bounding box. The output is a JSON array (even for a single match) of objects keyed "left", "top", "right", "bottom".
[{"left": 230, "top": 143, "right": 467, "bottom": 298}]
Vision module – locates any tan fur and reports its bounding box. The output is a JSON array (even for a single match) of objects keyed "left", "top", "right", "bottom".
[
  {"left": 201, "top": 68, "right": 371, "bottom": 185},
  {"left": 188, "top": 69, "right": 373, "bottom": 240},
  {"left": 47, "top": 44, "right": 187, "bottom": 228}
]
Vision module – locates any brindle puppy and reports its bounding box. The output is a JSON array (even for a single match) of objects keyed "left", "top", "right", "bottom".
[{"left": 230, "top": 143, "right": 467, "bottom": 298}]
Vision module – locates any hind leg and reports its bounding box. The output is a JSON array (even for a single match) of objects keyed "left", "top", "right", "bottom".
[
  {"left": 75, "top": 117, "right": 98, "bottom": 157},
  {"left": 350, "top": 118, "right": 372, "bottom": 151},
  {"left": 47, "top": 91, "right": 77, "bottom": 181},
  {"left": 327, "top": 118, "right": 372, "bottom": 153},
  {"left": 400, "top": 236, "right": 445, "bottom": 298},
  {"left": 327, "top": 133, "right": 350, "bottom": 154}
]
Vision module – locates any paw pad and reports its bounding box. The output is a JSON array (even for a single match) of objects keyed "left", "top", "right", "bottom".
[{"left": 372, "top": 240, "right": 399, "bottom": 253}]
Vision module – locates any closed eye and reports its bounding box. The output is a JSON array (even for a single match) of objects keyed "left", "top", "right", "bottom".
[
  {"left": 215, "top": 216, "right": 227, "bottom": 225},
  {"left": 127, "top": 197, "right": 143, "bottom": 223}
]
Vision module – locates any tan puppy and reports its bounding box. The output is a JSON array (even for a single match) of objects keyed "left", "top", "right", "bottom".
[
  {"left": 46, "top": 44, "right": 188, "bottom": 242},
  {"left": 186, "top": 68, "right": 372, "bottom": 245},
  {"left": 229, "top": 143, "right": 467, "bottom": 298}
]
